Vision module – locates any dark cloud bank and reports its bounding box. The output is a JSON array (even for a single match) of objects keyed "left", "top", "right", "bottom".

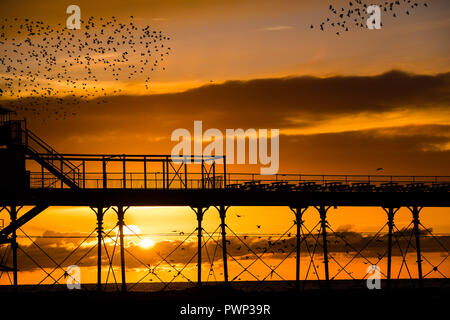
[
  {"left": 4, "top": 228, "right": 449, "bottom": 272},
  {"left": 4, "top": 70, "right": 450, "bottom": 174}
]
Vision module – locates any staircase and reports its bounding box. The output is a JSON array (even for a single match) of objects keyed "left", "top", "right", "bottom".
[
  {"left": 23, "top": 128, "right": 80, "bottom": 189},
  {"left": 0, "top": 120, "right": 79, "bottom": 247}
]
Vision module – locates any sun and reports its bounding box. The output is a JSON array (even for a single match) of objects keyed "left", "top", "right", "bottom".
[{"left": 139, "top": 238, "right": 155, "bottom": 249}]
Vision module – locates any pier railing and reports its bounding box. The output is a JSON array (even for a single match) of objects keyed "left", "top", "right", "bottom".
[
  {"left": 28, "top": 166, "right": 450, "bottom": 191},
  {"left": 27, "top": 154, "right": 226, "bottom": 189}
]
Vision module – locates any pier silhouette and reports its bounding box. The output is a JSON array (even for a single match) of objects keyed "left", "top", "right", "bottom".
[{"left": 0, "top": 108, "right": 449, "bottom": 292}]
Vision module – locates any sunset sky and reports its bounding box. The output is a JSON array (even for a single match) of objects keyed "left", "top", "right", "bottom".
[{"left": 0, "top": 0, "right": 449, "bottom": 284}]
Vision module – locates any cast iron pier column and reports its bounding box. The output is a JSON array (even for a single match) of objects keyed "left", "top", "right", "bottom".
[
  {"left": 117, "top": 206, "right": 127, "bottom": 292},
  {"left": 192, "top": 206, "right": 208, "bottom": 286},
  {"left": 383, "top": 207, "right": 399, "bottom": 289},
  {"left": 96, "top": 207, "right": 105, "bottom": 292},
  {"left": 316, "top": 205, "right": 330, "bottom": 288},
  {"left": 218, "top": 206, "right": 229, "bottom": 284},
  {"left": 409, "top": 206, "right": 423, "bottom": 288},
  {"left": 290, "top": 206, "right": 308, "bottom": 290},
  {"left": 9, "top": 205, "right": 18, "bottom": 289}
]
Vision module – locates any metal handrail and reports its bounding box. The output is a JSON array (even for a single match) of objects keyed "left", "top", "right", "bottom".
[
  {"left": 25, "top": 129, "right": 80, "bottom": 186},
  {"left": 28, "top": 170, "right": 450, "bottom": 190}
]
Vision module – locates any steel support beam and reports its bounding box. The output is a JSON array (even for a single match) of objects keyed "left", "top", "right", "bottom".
[
  {"left": 192, "top": 206, "right": 208, "bottom": 286},
  {"left": 383, "top": 207, "right": 399, "bottom": 289},
  {"left": 95, "top": 207, "right": 105, "bottom": 292},
  {"left": 290, "top": 206, "right": 308, "bottom": 290},
  {"left": 117, "top": 206, "right": 127, "bottom": 292},
  {"left": 217, "top": 206, "right": 229, "bottom": 284},
  {"left": 9, "top": 205, "right": 18, "bottom": 289},
  {"left": 0, "top": 205, "right": 49, "bottom": 241},
  {"left": 409, "top": 206, "right": 424, "bottom": 288},
  {"left": 316, "top": 205, "right": 330, "bottom": 288}
]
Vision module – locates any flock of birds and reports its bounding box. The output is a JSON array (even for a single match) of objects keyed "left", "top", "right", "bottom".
[
  {"left": 155, "top": 221, "right": 390, "bottom": 280},
  {"left": 311, "top": 0, "right": 430, "bottom": 35},
  {"left": 0, "top": 2, "right": 433, "bottom": 120},
  {"left": 169, "top": 215, "right": 385, "bottom": 259},
  {"left": 0, "top": 16, "right": 171, "bottom": 120}
]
